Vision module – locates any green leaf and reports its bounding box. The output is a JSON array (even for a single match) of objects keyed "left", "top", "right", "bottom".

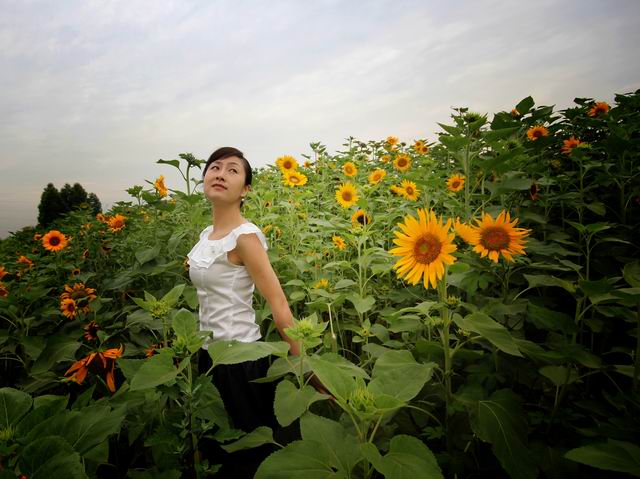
[
  {"left": 221, "top": 426, "right": 276, "bottom": 453},
  {"left": 346, "top": 293, "right": 376, "bottom": 314},
  {"left": 129, "top": 349, "right": 178, "bottom": 391},
  {"left": 585, "top": 202, "right": 606, "bottom": 216},
  {"left": 539, "top": 366, "right": 580, "bottom": 387},
  {"left": 368, "top": 350, "right": 434, "bottom": 402},
  {"left": 362, "top": 435, "right": 443, "bottom": 479},
  {"left": 307, "top": 355, "right": 364, "bottom": 401},
  {"left": 135, "top": 246, "right": 160, "bottom": 265},
  {"left": 161, "top": 283, "right": 185, "bottom": 307},
  {"left": 527, "top": 303, "right": 576, "bottom": 334},
  {"left": 0, "top": 387, "right": 32, "bottom": 429},
  {"left": 156, "top": 158, "right": 181, "bottom": 169},
  {"left": 30, "top": 336, "right": 81, "bottom": 375},
  {"left": 255, "top": 439, "right": 344, "bottom": 479},
  {"left": 471, "top": 389, "right": 538, "bottom": 479},
  {"left": 623, "top": 261, "right": 640, "bottom": 287},
  {"left": 515, "top": 96, "right": 534, "bottom": 115},
  {"left": 565, "top": 439, "right": 640, "bottom": 477},
  {"left": 455, "top": 313, "right": 523, "bottom": 357},
  {"left": 19, "top": 436, "right": 88, "bottom": 479},
  {"left": 523, "top": 274, "right": 576, "bottom": 293},
  {"left": 274, "top": 380, "right": 327, "bottom": 427},
  {"left": 62, "top": 405, "right": 126, "bottom": 456},
  {"left": 207, "top": 340, "right": 289, "bottom": 365}
]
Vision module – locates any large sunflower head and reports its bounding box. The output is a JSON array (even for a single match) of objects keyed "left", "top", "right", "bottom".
[
  {"left": 526, "top": 125, "right": 549, "bottom": 141},
  {"left": 283, "top": 170, "right": 308, "bottom": 187},
  {"left": 393, "top": 154, "right": 411, "bottom": 172},
  {"left": 368, "top": 168, "right": 386, "bottom": 185},
  {"left": 42, "top": 230, "right": 68, "bottom": 252},
  {"left": 446, "top": 174, "right": 465, "bottom": 192},
  {"left": 400, "top": 180, "right": 420, "bottom": 201},
  {"left": 154, "top": 176, "right": 168, "bottom": 197},
  {"left": 470, "top": 210, "right": 530, "bottom": 263},
  {"left": 60, "top": 298, "right": 78, "bottom": 319},
  {"left": 351, "top": 209, "right": 371, "bottom": 228},
  {"left": 108, "top": 214, "right": 127, "bottom": 233},
  {"left": 389, "top": 209, "right": 457, "bottom": 289},
  {"left": 561, "top": 136, "right": 582, "bottom": 154},
  {"left": 588, "top": 101, "right": 610, "bottom": 117},
  {"left": 342, "top": 161, "right": 358, "bottom": 177},
  {"left": 335, "top": 182, "right": 359, "bottom": 208},
  {"left": 276, "top": 155, "right": 299, "bottom": 173}
]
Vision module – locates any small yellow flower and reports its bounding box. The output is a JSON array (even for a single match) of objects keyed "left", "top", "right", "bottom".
[
  {"left": 283, "top": 170, "right": 308, "bottom": 187},
  {"left": 393, "top": 154, "right": 411, "bottom": 172},
  {"left": 380, "top": 154, "right": 390, "bottom": 163},
  {"left": 526, "top": 125, "right": 549, "bottom": 141},
  {"left": 368, "top": 169, "right": 386, "bottom": 185},
  {"left": 335, "top": 183, "right": 359, "bottom": 208},
  {"left": 400, "top": 180, "right": 420, "bottom": 201},
  {"left": 342, "top": 161, "right": 358, "bottom": 177},
  {"left": 313, "top": 279, "right": 330, "bottom": 290},
  {"left": 386, "top": 136, "right": 399, "bottom": 147},
  {"left": 446, "top": 174, "right": 465, "bottom": 192},
  {"left": 332, "top": 235, "right": 346, "bottom": 250},
  {"left": 276, "top": 155, "right": 298, "bottom": 172},
  {"left": 351, "top": 210, "right": 371, "bottom": 228},
  {"left": 413, "top": 140, "right": 429, "bottom": 154}
]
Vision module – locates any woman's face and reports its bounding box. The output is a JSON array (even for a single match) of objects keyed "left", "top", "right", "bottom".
[{"left": 203, "top": 156, "right": 250, "bottom": 204}]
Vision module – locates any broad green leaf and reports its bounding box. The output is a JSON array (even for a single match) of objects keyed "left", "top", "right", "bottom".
[
  {"left": 623, "top": 261, "right": 640, "bottom": 287},
  {"left": 523, "top": 274, "right": 576, "bottom": 293},
  {"left": 527, "top": 303, "right": 576, "bottom": 334},
  {"left": 300, "top": 413, "right": 362, "bottom": 475},
  {"left": 61, "top": 405, "right": 126, "bottom": 456},
  {"left": 455, "top": 312, "right": 523, "bottom": 357},
  {"left": 161, "top": 283, "right": 185, "bottom": 307},
  {"left": 565, "top": 439, "right": 640, "bottom": 477},
  {"left": 307, "top": 355, "right": 363, "bottom": 401},
  {"left": 346, "top": 293, "right": 376, "bottom": 314},
  {"left": 585, "top": 202, "right": 606, "bottom": 216},
  {"left": 0, "top": 387, "right": 32, "bottom": 429},
  {"left": 255, "top": 439, "right": 345, "bottom": 479},
  {"left": 369, "top": 350, "right": 435, "bottom": 402},
  {"left": 472, "top": 389, "right": 538, "bottom": 479},
  {"left": 208, "top": 340, "right": 289, "bottom": 365},
  {"left": 172, "top": 308, "right": 198, "bottom": 336},
  {"left": 539, "top": 366, "right": 580, "bottom": 387},
  {"left": 19, "top": 435, "right": 88, "bottom": 479},
  {"left": 274, "top": 380, "right": 327, "bottom": 427},
  {"left": 30, "top": 335, "right": 81, "bottom": 375},
  {"left": 515, "top": 96, "right": 535, "bottom": 115},
  {"left": 156, "top": 158, "right": 180, "bottom": 168},
  {"left": 135, "top": 246, "right": 160, "bottom": 265},
  {"left": 192, "top": 375, "right": 229, "bottom": 428},
  {"left": 129, "top": 349, "right": 178, "bottom": 391},
  {"left": 221, "top": 426, "right": 276, "bottom": 453},
  {"left": 362, "top": 435, "right": 443, "bottom": 479}
]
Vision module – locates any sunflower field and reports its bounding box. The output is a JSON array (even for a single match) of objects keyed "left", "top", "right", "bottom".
[{"left": 1, "top": 91, "right": 639, "bottom": 478}]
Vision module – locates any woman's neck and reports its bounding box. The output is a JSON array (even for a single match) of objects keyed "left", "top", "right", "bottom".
[{"left": 211, "top": 206, "right": 245, "bottom": 233}]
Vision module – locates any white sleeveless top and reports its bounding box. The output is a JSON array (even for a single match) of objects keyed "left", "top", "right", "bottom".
[{"left": 187, "top": 222, "right": 268, "bottom": 346}]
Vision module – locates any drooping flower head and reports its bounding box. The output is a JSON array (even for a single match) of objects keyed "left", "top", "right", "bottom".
[
  {"left": 469, "top": 210, "right": 530, "bottom": 263},
  {"left": 276, "top": 155, "right": 298, "bottom": 173},
  {"left": 335, "top": 182, "right": 359, "bottom": 208},
  {"left": 154, "top": 175, "right": 168, "bottom": 197},
  {"left": 446, "top": 174, "right": 465, "bottom": 192},
  {"left": 17, "top": 255, "right": 33, "bottom": 268},
  {"left": 342, "top": 161, "right": 358, "bottom": 177},
  {"left": 283, "top": 171, "right": 308, "bottom": 187},
  {"left": 42, "top": 230, "right": 68, "bottom": 252},
  {"left": 389, "top": 209, "right": 457, "bottom": 289},
  {"left": 368, "top": 169, "right": 386, "bottom": 185},
  {"left": 83, "top": 320, "right": 100, "bottom": 341},
  {"left": 588, "top": 101, "right": 610, "bottom": 117},
  {"left": 393, "top": 154, "right": 411, "bottom": 172},
  {"left": 526, "top": 125, "right": 549, "bottom": 141},
  {"left": 400, "top": 180, "right": 420, "bottom": 201},
  {"left": 561, "top": 136, "right": 582, "bottom": 154}
]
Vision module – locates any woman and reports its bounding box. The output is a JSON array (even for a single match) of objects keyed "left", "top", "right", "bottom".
[{"left": 187, "top": 147, "right": 302, "bottom": 435}]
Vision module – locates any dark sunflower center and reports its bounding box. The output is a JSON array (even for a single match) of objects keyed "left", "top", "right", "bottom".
[
  {"left": 342, "top": 191, "right": 352, "bottom": 201},
  {"left": 356, "top": 214, "right": 369, "bottom": 225},
  {"left": 50, "top": 237, "right": 60, "bottom": 246},
  {"left": 405, "top": 186, "right": 414, "bottom": 195},
  {"left": 451, "top": 181, "right": 460, "bottom": 189},
  {"left": 290, "top": 176, "right": 299, "bottom": 183},
  {"left": 413, "top": 234, "right": 441, "bottom": 264},
  {"left": 533, "top": 130, "right": 543, "bottom": 138},
  {"left": 481, "top": 227, "right": 510, "bottom": 250},
  {"left": 398, "top": 159, "right": 407, "bottom": 166},
  {"left": 284, "top": 161, "right": 292, "bottom": 169}
]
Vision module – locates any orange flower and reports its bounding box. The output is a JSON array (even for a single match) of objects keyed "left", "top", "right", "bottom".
[
  {"left": 65, "top": 352, "right": 97, "bottom": 386},
  {"left": 368, "top": 169, "right": 386, "bottom": 185},
  {"left": 526, "top": 125, "right": 549, "bottom": 141},
  {"left": 380, "top": 154, "right": 391, "bottom": 163},
  {"left": 386, "top": 136, "right": 399, "bottom": 147},
  {"left": 0, "top": 266, "right": 7, "bottom": 281},
  {"left": 470, "top": 211, "right": 530, "bottom": 263},
  {"left": 83, "top": 321, "right": 100, "bottom": 341},
  {"left": 453, "top": 218, "right": 478, "bottom": 244},
  {"left": 42, "top": 230, "right": 68, "bottom": 252},
  {"left": 154, "top": 175, "right": 168, "bottom": 197},
  {"left": 17, "top": 256, "right": 33, "bottom": 268},
  {"left": 33, "top": 233, "right": 42, "bottom": 241},
  {"left": 64, "top": 345, "right": 124, "bottom": 393},
  {"left": 96, "top": 213, "right": 108, "bottom": 223},
  {"left": 413, "top": 140, "right": 429, "bottom": 154},
  {"left": 0, "top": 283, "right": 8, "bottom": 297},
  {"left": 342, "top": 161, "right": 358, "bottom": 177},
  {"left": 107, "top": 214, "right": 126, "bottom": 232},
  {"left": 561, "top": 136, "right": 582, "bottom": 154},
  {"left": 446, "top": 174, "right": 465, "bottom": 192},
  {"left": 145, "top": 344, "right": 159, "bottom": 358},
  {"left": 588, "top": 101, "right": 610, "bottom": 117}
]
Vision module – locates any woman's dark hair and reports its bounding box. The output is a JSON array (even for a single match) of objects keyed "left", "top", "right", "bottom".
[{"left": 203, "top": 147, "right": 252, "bottom": 186}]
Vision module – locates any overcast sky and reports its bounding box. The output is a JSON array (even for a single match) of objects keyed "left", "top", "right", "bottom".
[{"left": 1, "top": 0, "right": 639, "bottom": 238}]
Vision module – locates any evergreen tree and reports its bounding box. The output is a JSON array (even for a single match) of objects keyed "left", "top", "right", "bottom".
[
  {"left": 87, "top": 193, "right": 102, "bottom": 215},
  {"left": 70, "top": 183, "right": 89, "bottom": 207},
  {"left": 59, "top": 183, "right": 74, "bottom": 213},
  {"left": 37, "top": 183, "right": 64, "bottom": 227}
]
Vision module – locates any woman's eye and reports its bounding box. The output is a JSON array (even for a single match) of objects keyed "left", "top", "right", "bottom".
[{"left": 230, "top": 168, "right": 238, "bottom": 173}]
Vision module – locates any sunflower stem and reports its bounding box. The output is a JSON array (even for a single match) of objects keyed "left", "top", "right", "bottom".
[{"left": 437, "top": 276, "right": 453, "bottom": 455}]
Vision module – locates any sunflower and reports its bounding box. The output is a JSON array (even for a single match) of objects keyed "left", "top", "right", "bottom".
[
  {"left": 276, "top": 155, "right": 299, "bottom": 173},
  {"left": 335, "top": 182, "right": 359, "bottom": 208},
  {"left": 526, "top": 125, "right": 549, "bottom": 141},
  {"left": 0, "top": 266, "right": 7, "bottom": 281},
  {"left": 304, "top": 160, "right": 312, "bottom": 168},
  {"left": 389, "top": 209, "right": 457, "bottom": 289},
  {"left": 446, "top": 174, "right": 465, "bottom": 192},
  {"left": 70, "top": 268, "right": 81, "bottom": 278},
  {"left": 107, "top": 214, "right": 127, "bottom": 232},
  {"left": 390, "top": 185, "right": 404, "bottom": 196},
  {"left": 96, "top": 213, "right": 108, "bottom": 223},
  {"left": 351, "top": 209, "right": 371, "bottom": 228},
  {"left": 561, "top": 136, "right": 582, "bottom": 154},
  {"left": 42, "top": 230, "right": 68, "bottom": 252},
  {"left": 342, "top": 162, "right": 358, "bottom": 177},
  {"left": 61, "top": 283, "right": 97, "bottom": 305},
  {"left": 145, "top": 344, "right": 159, "bottom": 358},
  {"left": 154, "top": 175, "right": 168, "bottom": 197},
  {"left": 332, "top": 235, "right": 346, "bottom": 251},
  {"left": 83, "top": 321, "right": 100, "bottom": 341},
  {"left": 283, "top": 170, "right": 308, "bottom": 187},
  {"left": 0, "top": 284, "right": 8, "bottom": 297},
  {"left": 61, "top": 298, "right": 78, "bottom": 319},
  {"left": 386, "top": 136, "right": 399, "bottom": 147},
  {"left": 470, "top": 211, "right": 530, "bottom": 263},
  {"left": 368, "top": 169, "right": 386, "bottom": 185},
  {"left": 400, "top": 180, "right": 420, "bottom": 201},
  {"left": 588, "top": 101, "right": 610, "bottom": 117},
  {"left": 393, "top": 154, "right": 411, "bottom": 172},
  {"left": 33, "top": 233, "right": 42, "bottom": 241},
  {"left": 313, "top": 279, "right": 330, "bottom": 290},
  {"left": 413, "top": 140, "right": 429, "bottom": 154},
  {"left": 453, "top": 218, "right": 478, "bottom": 244},
  {"left": 380, "top": 154, "right": 390, "bottom": 163},
  {"left": 17, "top": 255, "right": 33, "bottom": 268}
]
